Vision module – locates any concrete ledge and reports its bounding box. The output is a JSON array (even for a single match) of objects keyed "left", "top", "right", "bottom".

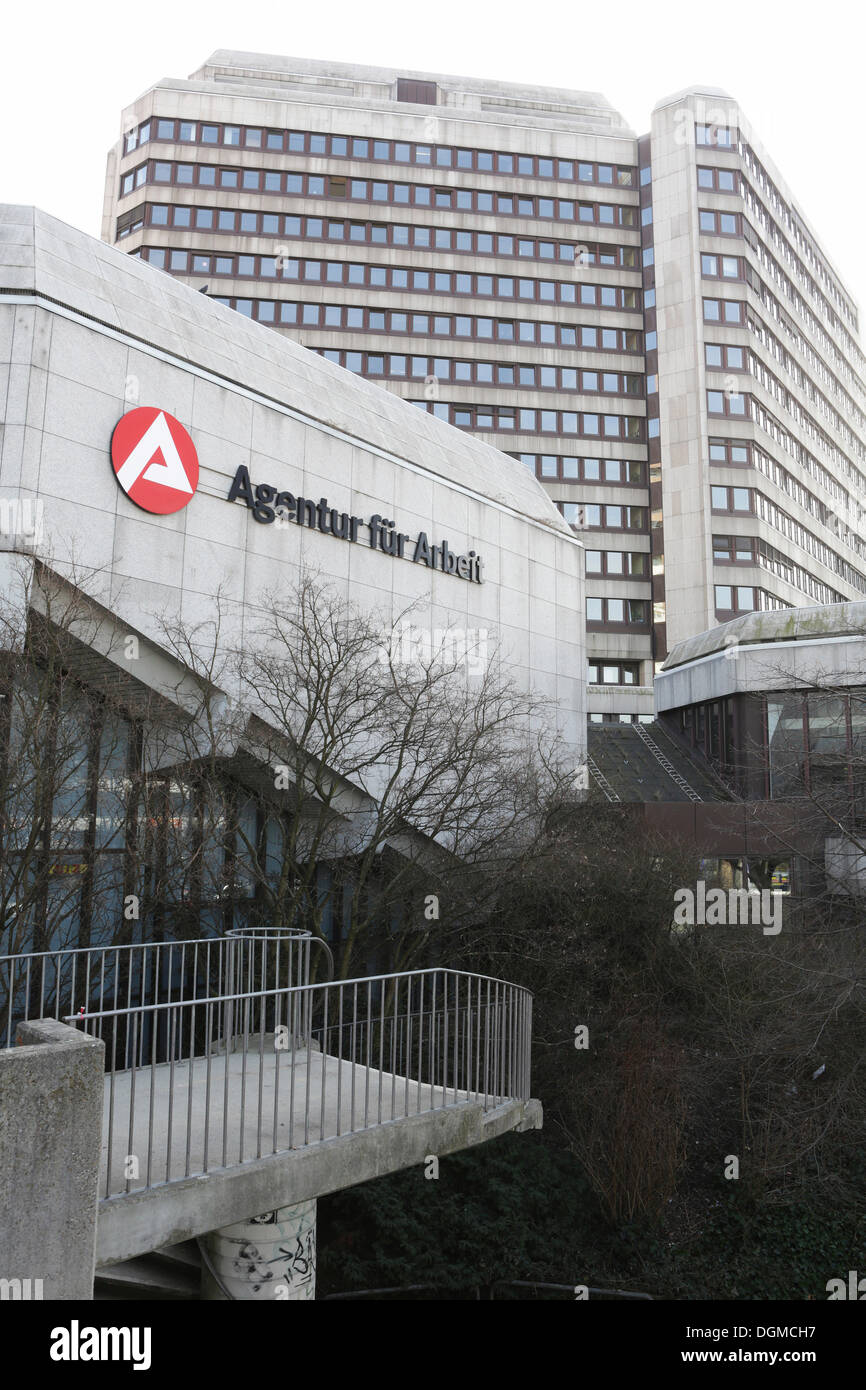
[
  {"left": 1, "top": 1019, "right": 104, "bottom": 1299},
  {"left": 96, "top": 1095, "right": 542, "bottom": 1266}
]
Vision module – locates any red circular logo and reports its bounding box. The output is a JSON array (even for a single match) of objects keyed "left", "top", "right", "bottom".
[{"left": 111, "top": 407, "right": 199, "bottom": 515}]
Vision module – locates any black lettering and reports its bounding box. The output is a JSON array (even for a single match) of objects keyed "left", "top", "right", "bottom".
[
  {"left": 227, "top": 465, "right": 255, "bottom": 509},
  {"left": 413, "top": 532, "right": 432, "bottom": 567},
  {"left": 253, "top": 484, "right": 277, "bottom": 523},
  {"left": 275, "top": 491, "right": 296, "bottom": 522},
  {"left": 296, "top": 497, "right": 317, "bottom": 528}
]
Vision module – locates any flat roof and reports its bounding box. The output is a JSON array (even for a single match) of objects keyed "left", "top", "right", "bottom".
[{"left": 662, "top": 601, "right": 866, "bottom": 671}]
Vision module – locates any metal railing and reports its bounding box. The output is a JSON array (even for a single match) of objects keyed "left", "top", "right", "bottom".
[
  {"left": 62, "top": 965, "right": 531, "bottom": 1200},
  {"left": 0, "top": 927, "right": 321, "bottom": 1052},
  {"left": 2, "top": 931, "right": 533, "bottom": 1201}
]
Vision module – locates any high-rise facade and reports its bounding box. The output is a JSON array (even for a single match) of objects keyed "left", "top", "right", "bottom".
[{"left": 103, "top": 53, "right": 866, "bottom": 723}]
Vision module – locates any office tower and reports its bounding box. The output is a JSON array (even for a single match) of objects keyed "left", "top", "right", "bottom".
[{"left": 103, "top": 54, "right": 866, "bottom": 722}]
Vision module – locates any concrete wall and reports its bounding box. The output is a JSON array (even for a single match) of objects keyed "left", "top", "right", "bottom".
[
  {"left": 0, "top": 1020, "right": 104, "bottom": 1300},
  {"left": 0, "top": 207, "right": 586, "bottom": 763}
]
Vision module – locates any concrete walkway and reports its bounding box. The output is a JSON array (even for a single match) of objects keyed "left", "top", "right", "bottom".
[{"left": 102, "top": 1047, "right": 487, "bottom": 1196}]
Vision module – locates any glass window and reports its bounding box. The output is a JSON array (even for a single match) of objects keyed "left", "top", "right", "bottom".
[
  {"left": 587, "top": 598, "right": 603, "bottom": 621},
  {"left": 202, "top": 125, "right": 220, "bottom": 144},
  {"left": 767, "top": 697, "right": 805, "bottom": 796}
]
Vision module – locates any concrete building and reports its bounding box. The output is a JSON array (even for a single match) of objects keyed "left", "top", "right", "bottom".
[
  {"left": 0, "top": 201, "right": 583, "bottom": 966},
  {"left": 586, "top": 599, "right": 866, "bottom": 906},
  {"left": 0, "top": 203, "right": 563, "bottom": 1299},
  {"left": 102, "top": 54, "right": 866, "bottom": 727}
]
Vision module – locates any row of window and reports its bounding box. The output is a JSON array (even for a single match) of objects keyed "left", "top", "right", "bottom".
[
  {"left": 750, "top": 442, "right": 866, "bottom": 572},
  {"left": 751, "top": 390, "right": 863, "bottom": 513},
  {"left": 743, "top": 221, "right": 866, "bottom": 423},
  {"left": 696, "top": 165, "right": 740, "bottom": 195},
  {"left": 707, "top": 388, "right": 748, "bottom": 417},
  {"left": 585, "top": 550, "right": 649, "bottom": 576},
  {"left": 586, "top": 597, "right": 650, "bottom": 624},
  {"left": 713, "top": 584, "right": 758, "bottom": 613},
  {"left": 755, "top": 539, "right": 842, "bottom": 606},
  {"left": 514, "top": 454, "right": 645, "bottom": 484},
  {"left": 185, "top": 259, "right": 643, "bottom": 310},
  {"left": 698, "top": 209, "right": 740, "bottom": 237},
  {"left": 712, "top": 471, "right": 866, "bottom": 595},
  {"left": 123, "top": 116, "right": 637, "bottom": 187},
  {"left": 696, "top": 125, "right": 736, "bottom": 148},
  {"left": 587, "top": 661, "right": 642, "bottom": 684},
  {"left": 705, "top": 343, "right": 746, "bottom": 371},
  {"left": 766, "top": 692, "right": 866, "bottom": 801},
  {"left": 753, "top": 489, "right": 866, "bottom": 594},
  {"left": 148, "top": 207, "right": 637, "bottom": 266},
  {"left": 146, "top": 281, "right": 644, "bottom": 350},
  {"left": 703, "top": 297, "right": 744, "bottom": 324},
  {"left": 740, "top": 143, "right": 859, "bottom": 334},
  {"left": 315, "top": 349, "right": 643, "bottom": 395},
  {"left": 710, "top": 534, "right": 841, "bottom": 607},
  {"left": 713, "top": 534, "right": 755, "bottom": 563},
  {"left": 412, "top": 403, "right": 644, "bottom": 440},
  {"left": 746, "top": 332, "right": 865, "bottom": 473},
  {"left": 747, "top": 310, "right": 866, "bottom": 466},
  {"left": 701, "top": 253, "right": 743, "bottom": 281},
  {"left": 121, "top": 160, "right": 640, "bottom": 228},
  {"left": 560, "top": 502, "right": 647, "bottom": 530},
  {"left": 711, "top": 485, "right": 752, "bottom": 513},
  {"left": 147, "top": 201, "right": 585, "bottom": 262}
]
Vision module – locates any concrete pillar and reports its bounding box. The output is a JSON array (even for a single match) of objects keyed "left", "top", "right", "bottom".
[
  {"left": 202, "top": 1200, "right": 316, "bottom": 1300},
  {"left": 0, "top": 1019, "right": 104, "bottom": 1299}
]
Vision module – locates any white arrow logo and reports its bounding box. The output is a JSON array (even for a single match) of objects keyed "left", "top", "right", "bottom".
[{"left": 115, "top": 411, "right": 194, "bottom": 495}]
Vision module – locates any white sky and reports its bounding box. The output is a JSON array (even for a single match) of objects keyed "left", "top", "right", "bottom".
[{"left": 3, "top": 0, "right": 865, "bottom": 322}]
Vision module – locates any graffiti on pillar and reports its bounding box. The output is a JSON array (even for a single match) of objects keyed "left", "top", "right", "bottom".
[{"left": 232, "top": 1230, "right": 316, "bottom": 1294}]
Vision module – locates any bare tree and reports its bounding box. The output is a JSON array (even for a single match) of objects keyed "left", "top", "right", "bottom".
[{"left": 151, "top": 570, "right": 574, "bottom": 978}]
